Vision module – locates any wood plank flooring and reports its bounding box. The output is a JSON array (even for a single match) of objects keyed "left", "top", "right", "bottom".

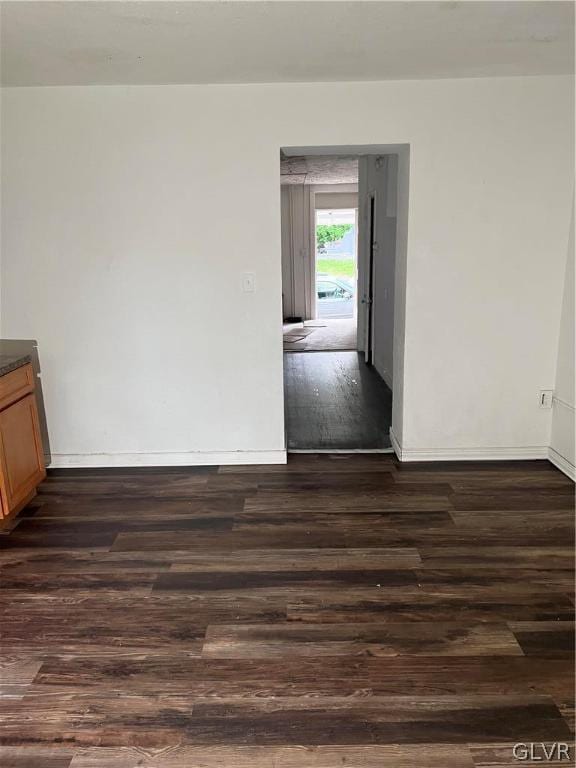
[
  {"left": 284, "top": 352, "right": 392, "bottom": 450},
  {"left": 0, "top": 454, "right": 574, "bottom": 767}
]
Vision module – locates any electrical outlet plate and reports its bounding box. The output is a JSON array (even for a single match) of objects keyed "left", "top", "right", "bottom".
[{"left": 539, "top": 390, "right": 553, "bottom": 409}]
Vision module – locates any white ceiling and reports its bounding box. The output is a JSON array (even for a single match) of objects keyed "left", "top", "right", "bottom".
[{"left": 1, "top": 1, "right": 573, "bottom": 87}]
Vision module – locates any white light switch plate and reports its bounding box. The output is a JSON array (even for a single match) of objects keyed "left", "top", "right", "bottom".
[{"left": 242, "top": 272, "right": 256, "bottom": 292}]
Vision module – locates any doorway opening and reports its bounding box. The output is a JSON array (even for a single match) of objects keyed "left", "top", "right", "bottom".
[
  {"left": 281, "top": 169, "right": 360, "bottom": 355},
  {"left": 280, "top": 147, "right": 408, "bottom": 452},
  {"left": 315, "top": 207, "right": 357, "bottom": 321},
  {"left": 302, "top": 206, "right": 359, "bottom": 353}
]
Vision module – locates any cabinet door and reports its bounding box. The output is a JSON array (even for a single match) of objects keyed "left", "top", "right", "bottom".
[{"left": 0, "top": 394, "right": 46, "bottom": 515}]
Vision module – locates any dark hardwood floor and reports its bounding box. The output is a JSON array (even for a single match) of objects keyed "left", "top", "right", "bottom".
[
  {"left": 0, "top": 455, "right": 574, "bottom": 767},
  {"left": 284, "top": 352, "right": 392, "bottom": 450}
]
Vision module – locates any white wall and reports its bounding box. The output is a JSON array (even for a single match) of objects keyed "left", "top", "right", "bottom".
[
  {"left": 550, "top": 205, "right": 575, "bottom": 478},
  {"left": 357, "top": 154, "right": 397, "bottom": 389},
  {"left": 1, "top": 77, "right": 573, "bottom": 465}
]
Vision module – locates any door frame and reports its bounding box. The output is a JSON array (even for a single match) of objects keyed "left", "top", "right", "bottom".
[
  {"left": 363, "top": 192, "right": 376, "bottom": 363},
  {"left": 312, "top": 201, "right": 359, "bottom": 323},
  {"left": 281, "top": 144, "right": 410, "bottom": 454},
  {"left": 309, "top": 184, "right": 359, "bottom": 321}
]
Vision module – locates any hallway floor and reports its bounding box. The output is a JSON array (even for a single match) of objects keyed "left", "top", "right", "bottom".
[
  {"left": 283, "top": 318, "right": 357, "bottom": 352},
  {"left": 0, "top": 456, "right": 573, "bottom": 767},
  {"left": 284, "top": 351, "right": 392, "bottom": 450}
]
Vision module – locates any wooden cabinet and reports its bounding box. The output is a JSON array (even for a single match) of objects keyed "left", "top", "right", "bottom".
[{"left": 0, "top": 363, "right": 46, "bottom": 521}]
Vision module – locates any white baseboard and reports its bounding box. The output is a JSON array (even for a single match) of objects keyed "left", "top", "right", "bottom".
[
  {"left": 389, "top": 429, "right": 548, "bottom": 462},
  {"left": 48, "top": 449, "right": 287, "bottom": 469},
  {"left": 547, "top": 447, "right": 576, "bottom": 481}
]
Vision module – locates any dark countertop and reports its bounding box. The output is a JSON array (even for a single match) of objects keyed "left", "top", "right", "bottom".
[{"left": 0, "top": 353, "right": 32, "bottom": 378}]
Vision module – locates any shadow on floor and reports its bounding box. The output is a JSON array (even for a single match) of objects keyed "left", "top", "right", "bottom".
[{"left": 284, "top": 351, "right": 392, "bottom": 450}]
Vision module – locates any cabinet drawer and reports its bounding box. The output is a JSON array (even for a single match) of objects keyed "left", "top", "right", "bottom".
[{"left": 0, "top": 363, "right": 34, "bottom": 411}]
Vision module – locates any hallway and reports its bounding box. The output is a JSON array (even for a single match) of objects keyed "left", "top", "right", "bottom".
[
  {"left": 283, "top": 318, "right": 357, "bottom": 353},
  {"left": 284, "top": 351, "right": 392, "bottom": 450}
]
